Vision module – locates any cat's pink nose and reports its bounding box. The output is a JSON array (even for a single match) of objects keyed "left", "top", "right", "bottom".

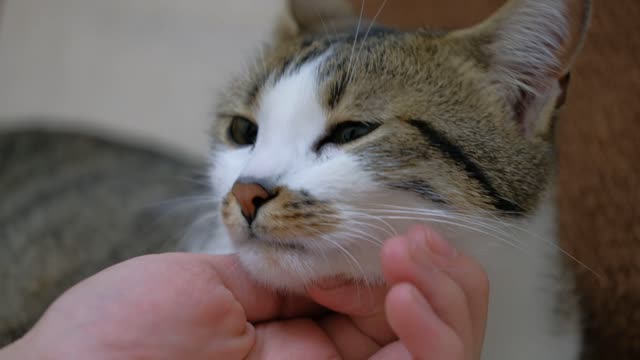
[{"left": 231, "top": 182, "right": 272, "bottom": 223}]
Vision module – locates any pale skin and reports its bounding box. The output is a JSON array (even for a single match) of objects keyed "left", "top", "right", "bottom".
[{"left": 0, "top": 225, "right": 489, "bottom": 360}]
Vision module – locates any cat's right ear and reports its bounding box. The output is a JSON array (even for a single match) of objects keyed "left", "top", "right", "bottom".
[
  {"left": 274, "top": 0, "right": 358, "bottom": 42},
  {"left": 451, "top": 0, "right": 592, "bottom": 139}
]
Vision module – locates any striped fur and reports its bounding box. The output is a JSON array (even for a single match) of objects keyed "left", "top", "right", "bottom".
[
  {"left": 0, "top": 124, "right": 207, "bottom": 346},
  {"left": 208, "top": 0, "right": 592, "bottom": 359}
]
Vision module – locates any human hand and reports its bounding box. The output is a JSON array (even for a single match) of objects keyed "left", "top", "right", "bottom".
[
  {"left": 1, "top": 225, "right": 488, "bottom": 360},
  {"left": 305, "top": 225, "right": 489, "bottom": 359}
]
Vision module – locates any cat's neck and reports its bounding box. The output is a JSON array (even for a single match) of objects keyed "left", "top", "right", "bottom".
[{"left": 472, "top": 190, "right": 582, "bottom": 360}]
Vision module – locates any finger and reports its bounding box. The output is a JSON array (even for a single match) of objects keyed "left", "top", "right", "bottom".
[
  {"left": 386, "top": 283, "right": 464, "bottom": 360},
  {"left": 414, "top": 226, "right": 490, "bottom": 357},
  {"left": 307, "top": 281, "right": 396, "bottom": 351},
  {"left": 381, "top": 226, "right": 484, "bottom": 357},
  {"left": 418, "top": 228, "right": 490, "bottom": 356},
  {"left": 174, "top": 253, "right": 323, "bottom": 322},
  {"left": 247, "top": 319, "right": 340, "bottom": 360},
  {"left": 369, "top": 341, "right": 413, "bottom": 360},
  {"left": 315, "top": 314, "right": 383, "bottom": 360},
  {"left": 307, "top": 279, "right": 387, "bottom": 317}
]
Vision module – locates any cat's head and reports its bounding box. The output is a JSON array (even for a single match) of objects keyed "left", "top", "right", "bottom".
[{"left": 208, "top": 0, "right": 591, "bottom": 291}]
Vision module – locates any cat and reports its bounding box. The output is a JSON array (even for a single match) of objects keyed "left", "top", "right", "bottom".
[
  {"left": 0, "top": 124, "right": 208, "bottom": 346},
  {"left": 202, "top": 0, "right": 593, "bottom": 359},
  {"left": 0, "top": 0, "right": 593, "bottom": 357}
]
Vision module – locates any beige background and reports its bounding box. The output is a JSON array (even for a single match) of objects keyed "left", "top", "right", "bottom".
[{"left": 0, "top": 0, "right": 283, "bottom": 156}]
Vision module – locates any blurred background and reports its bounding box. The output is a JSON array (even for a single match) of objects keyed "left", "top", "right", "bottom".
[
  {"left": 0, "top": 0, "right": 283, "bottom": 155},
  {"left": 1, "top": 0, "right": 638, "bottom": 358}
]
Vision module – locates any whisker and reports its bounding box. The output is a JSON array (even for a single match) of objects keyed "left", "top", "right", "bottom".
[
  {"left": 178, "top": 211, "right": 218, "bottom": 251},
  {"left": 338, "top": 209, "right": 398, "bottom": 236},
  {"left": 353, "top": 203, "right": 602, "bottom": 278},
  {"left": 360, "top": 205, "right": 560, "bottom": 250},
  {"left": 324, "top": 212, "right": 396, "bottom": 238},
  {"left": 347, "top": 205, "right": 521, "bottom": 241},
  {"left": 326, "top": 231, "right": 374, "bottom": 297},
  {"left": 364, "top": 214, "right": 529, "bottom": 253},
  {"left": 317, "top": 232, "right": 369, "bottom": 292},
  {"left": 308, "top": 220, "right": 385, "bottom": 248},
  {"left": 145, "top": 195, "right": 214, "bottom": 209},
  {"left": 361, "top": 208, "right": 523, "bottom": 247},
  {"left": 163, "top": 176, "right": 211, "bottom": 188},
  {"left": 346, "top": 0, "right": 366, "bottom": 84},
  {"left": 354, "top": 203, "right": 539, "bottom": 242},
  {"left": 350, "top": 0, "right": 388, "bottom": 82},
  {"left": 335, "top": 226, "right": 385, "bottom": 247},
  {"left": 313, "top": 9, "right": 332, "bottom": 38}
]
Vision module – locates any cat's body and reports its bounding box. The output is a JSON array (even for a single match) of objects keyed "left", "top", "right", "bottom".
[{"left": 0, "top": 125, "right": 206, "bottom": 346}]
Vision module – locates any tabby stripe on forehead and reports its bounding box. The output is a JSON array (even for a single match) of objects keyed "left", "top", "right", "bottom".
[
  {"left": 275, "top": 42, "right": 332, "bottom": 83},
  {"left": 407, "top": 120, "right": 524, "bottom": 214},
  {"left": 388, "top": 179, "right": 447, "bottom": 205},
  {"left": 290, "top": 47, "right": 326, "bottom": 73},
  {"left": 246, "top": 71, "right": 269, "bottom": 106},
  {"left": 328, "top": 71, "right": 349, "bottom": 109}
]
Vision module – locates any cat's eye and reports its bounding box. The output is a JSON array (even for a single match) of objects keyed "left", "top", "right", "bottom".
[
  {"left": 324, "top": 121, "right": 380, "bottom": 146},
  {"left": 228, "top": 116, "right": 258, "bottom": 146}
]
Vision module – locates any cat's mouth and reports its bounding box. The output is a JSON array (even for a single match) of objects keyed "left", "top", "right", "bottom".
[
  {"left": 239, "top": 234, "right": 308, "bottom": 253},
  {"left": 257, "top": 239, "right": 308, "bottom": 252},
  {"left": 222, "top": 184, "right": 342, "bottom": 252}
]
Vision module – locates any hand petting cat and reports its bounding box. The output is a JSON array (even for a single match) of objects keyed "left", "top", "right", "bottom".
[{"left": 0, "top": 225, "right": 488, "bottom": 360}]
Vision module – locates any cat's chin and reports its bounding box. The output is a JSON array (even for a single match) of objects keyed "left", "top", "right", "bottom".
[{"left": 234, "top": 241, "right": 384, "bottom": 294}]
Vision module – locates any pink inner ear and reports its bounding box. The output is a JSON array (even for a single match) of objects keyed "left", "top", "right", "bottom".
[
  {"left": 554, "top": 73, "right": 572, "bottom": 109},
  {"left": 512, "top": 72, "right": 572, "bottom": 134},
  {"left": 514, "top": 88, "right": 532, "bottom": 130}
]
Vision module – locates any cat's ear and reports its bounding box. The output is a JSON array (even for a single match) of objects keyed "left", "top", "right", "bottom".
[
  {"left": 455, "top": 0, "right": 592, "bottom": 138},
  {"left": 274, "top": 0, "right": 359, "bottom": 42}
]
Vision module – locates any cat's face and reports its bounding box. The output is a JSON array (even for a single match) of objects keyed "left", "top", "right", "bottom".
[{"left": 208, "top": 0, "right": 586, "bottom": 291}]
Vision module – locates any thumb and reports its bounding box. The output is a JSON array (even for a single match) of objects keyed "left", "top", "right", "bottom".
[{"left": 306, "top": 280, "right": 396, "bottom": 346}]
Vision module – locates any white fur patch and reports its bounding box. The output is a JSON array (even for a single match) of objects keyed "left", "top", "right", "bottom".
[
  {"left": 210, "top": 56, "right": 330, "bottom": 199},
  {"left": 207, "top": 54, "right": 390, "bottom": 289},
  {"left": 241, "top": 59, "right": 328, "bottom": 181}
]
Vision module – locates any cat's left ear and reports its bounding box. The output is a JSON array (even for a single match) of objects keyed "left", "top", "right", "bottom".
[
  {"left": 274, "top": 0, "right": 359, "bottom": 42},
  {"left": 453, "top": 0, "right": 592, "bottom": 138}
]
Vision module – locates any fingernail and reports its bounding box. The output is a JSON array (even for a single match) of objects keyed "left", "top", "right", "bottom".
[
  {"left": 408, "top": 226, "right": 457, "bottom": 268},
  {"left": 408, "top": 284, "right": 431, "bottom": 310},
  {"left": 408, "top": 228, "right": 431, "bottom": 266},
  {"left": 425, "top": 230, "right": 457, "bottom": 259}
]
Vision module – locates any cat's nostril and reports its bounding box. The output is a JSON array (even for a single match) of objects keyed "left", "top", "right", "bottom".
[
  {"left": 252, "top": 196, "right": 267, "bottom": 209},
  {"left": 231, "top": 182, "right": 274, "bottom": 224}
]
